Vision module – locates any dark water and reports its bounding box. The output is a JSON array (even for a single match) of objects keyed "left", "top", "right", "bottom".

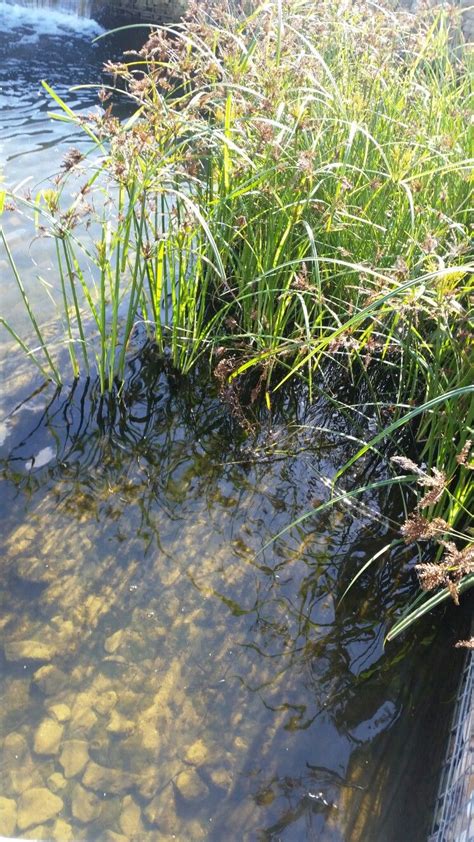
[{"left": 0, "top": 6, "right": 470, "bottom": 842}]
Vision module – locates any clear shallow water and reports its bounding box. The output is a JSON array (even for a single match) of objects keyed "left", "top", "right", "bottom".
[
  {"left": 0, "top": 2, "right": 137, "bottom": 334},
  {"left": 0, "top": 353, "right": 469, "bottom": 842},
  {"left": 0, "top": 6, "right": 470, "bottom": 842}
]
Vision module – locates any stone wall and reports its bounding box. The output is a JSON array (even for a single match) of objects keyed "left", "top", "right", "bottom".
[
  {"left": 92, "top": 0, "right": 187, "bottom": 24},
  {"left": 92, "top": 0, "right": 473, "bottom": 37}
]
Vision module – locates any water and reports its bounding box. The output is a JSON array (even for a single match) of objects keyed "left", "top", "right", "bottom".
[
  {"left": 0, "top": 5, "right": 470, "bottom": 841},
  {"left": 0, "top": 0, "right": 136, "bottom": 334}
]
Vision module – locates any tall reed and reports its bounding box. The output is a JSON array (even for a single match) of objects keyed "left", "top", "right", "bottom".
[{"left": 1, "top": 0, "right": 472, "bottom": 636}]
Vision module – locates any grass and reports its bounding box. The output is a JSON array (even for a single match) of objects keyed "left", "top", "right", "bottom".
[{"left": 1, "top": 0, "right": 473, "bottom": 639}]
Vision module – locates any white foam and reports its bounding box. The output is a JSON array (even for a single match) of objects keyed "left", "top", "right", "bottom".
[{"left": 0, "top": 0, "right": 104, "bottom": 37}]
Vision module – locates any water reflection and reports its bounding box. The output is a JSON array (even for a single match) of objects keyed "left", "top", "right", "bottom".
[{"left": 0, "top": 351, "right": 467, "bottom": 841}]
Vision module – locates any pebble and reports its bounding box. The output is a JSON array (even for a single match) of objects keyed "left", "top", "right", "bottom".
[
  {"left": 52, "top": 818, "right": 75, "bottom": 841},
  {"left": 47, "top": 772, "right": 67, "bottom": 793},
  {"left": 144, "top": 785, "right": 179, "bottom": 833},
  {"left": 0, "top": 796, "right": 17, "bottom": 837},
  {"left": 3, "top": 731, "right": 29, "bottom": 760},
  {"left": 119, "top": 794, "right": 144, "bottom": 837},
  {"left": 33, "top": 665, "right": 68, "bottom": 695},
  {"left": 22, "top": 824, "right": 50, "bottom": 840},
  {"left": 59, "top": 739, "right": 90, "bottom": 778},
  {"left": 104, "top": 629, "right": 125, "bottom": 654},
  {"left": 71, "top": 783, "right": 102, "bottom": 823},
  {"left": 4, "top": 640, "right": 57, "bottom": 662},
  {"left": 82, "top": 761, "right": 135, "bottom": 795},
  {"left": 107, "top": 710, "right": 136, "bottom": 737},
  {"left": 17, "top": 787, "right": 64, "bottom": 831},
  {"left": 33, "top": 718, "right": 64, "bottom": 756},
  {"left": 185, "top": 738, "right": 211, "bottom": 765},
  {"left": 209, "top": 766, "right": 233, "bottom": 791},
  {"left": 103, "top": 831, "right": 129, "bottom": 842},
  {"left": 175, "top": 769, "right": 210, "bottom": 802},
  {"left": 47, "top": 702, "right": 71, "bottom": 723},
  {"left": 94, "top": 690, "right": 118, "bottom": 715}
]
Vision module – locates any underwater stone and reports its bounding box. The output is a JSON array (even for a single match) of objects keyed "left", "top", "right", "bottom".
[
  {"left": 135, "top": 759, "right": 182, "bottom": 802},
  {"left": 104, "top": 629, "right": 125, "bottom": 654},
  {"left": 33, "top": 665, "right": 68, "bottom": 695},
  {"left": 17, "top": 787, "right": 64, "bottom": 831},
  {"left": 185, "top": 738, "right": 211, "bottom": 766},
  {"left": 107, "top": 710, "right": 136, "bottom": 737},
  {"left": 119, "top": 794, "right": 144, "bottom": 837},
  {"left": 94, "top": 690, "right": 118, "bottom": 715},
  {"left": 47, "top": 703, "right": 71, "bottom": 723},
  {"left": 52, "top": 818, "right": 75, "bottom": 841},
  {"left": 22, "top": 825, "right": 51, "bottom": 840},
  {"left": 175, "top": 769, "right": 209, "bottom": 802},
  {"left": 7, "top": 765, "right": 44, "bottom": 797},
  {"left": 59, "top": 739, "right": 89, "bottom": 778},
  {"left": 103, "top": 832, "right": 128, "bottom": 842},
  {"left": 69, "top": 692, "right": 99, "bottom": 735},
  {"left": 82, "top": 761, "right": 135, "bottom": 795},
  {"left": 47, "top": 772, "right": 67, "bottom": 793},
  {"left": 33, "top": 718, "right": 64, "bottom": 756},
  {"left": 4, "top": 639, "right": 57, "bottom": 662},
  {"left": 144, "top": 785, "right": 179, "bottom": 833},
  {"left": 71, "top": 783, "right": 102, "bottom": 823},
  {"left": 0, "top": 796, "right": 17, "bottom": 837},
  {"left": 3, "top": 731, "right": 29, "bottom": 760},
  {"left": 208, "top": 766, "right": 233, "bottom": 791}
]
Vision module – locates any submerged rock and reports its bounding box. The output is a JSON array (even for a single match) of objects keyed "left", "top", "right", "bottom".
[
  {"left": 3, "top": 731, "right": 29, "bottom": 760},
  {"left": 82, "top": 761, "right": 134, "bottom": 795},
  {"left": 144, "top": 785, "right": 179, "bottom": 833},
  {"left": 7, "top": 764, "right": 44, "bottom": 797},
  {"left": 22, "top": 824, "right": 50, "bottom": 840},
  {"left": 119, "top": 794, "right": 144, "bottom": 837},
  {"left": 33, "top": 665, "right": 68, "bottom": 695},
  {"left": 0, "top": 796, "right": 17, "bottom": 837},
  {"left": 52, "top": 818, "right": 75, "bottom": 841},
  {"left": 47, "top": 772, "right": 67, "bottom": 793},
  {"left": 33, "top": 718, "right": 64, "bottom": 755},
  {"left": 175, "top": 769, "right": 209, "bottom": 802},
  {"left": 4, "top": 639, "right": 57, "bottom": 662},
  {"left": 104, "top": 629, "right": 125, "bottom": 654},
  {"left": 209, "top": 766, "right": 233, "bottom": 791},
  {"left": 94, "top": 690, "right": 118, "bottom": 716},
  {"left": 103, "top": 831, "right": 128, "bottom": 842},
  {"left": 185, "top": 738, "right": 211, "bottom": 766},
  {"left": 59, "top": 739, "right": 89, "bottom": 778},
  {"left": 17, "top": 787, "right": 64, "bottom": 831},
  {"left": 107, "top": 710, "right": 136, "bottom": 738},
  {"left": 69, "top": 692, "right": 99, "bottom": 736},
  {"left": 71, "top": 783, "right": 102, "bottom": 823},
  {"left": 47, "top": 702, "right": 71, "bottom": 723}
]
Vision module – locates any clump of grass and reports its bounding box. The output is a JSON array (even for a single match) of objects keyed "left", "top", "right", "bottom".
[{"left": 1, "top": 0, "right": 472, "bottom": 636}]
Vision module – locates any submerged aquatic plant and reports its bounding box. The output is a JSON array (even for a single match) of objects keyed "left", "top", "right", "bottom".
[{"left": 0, "top": 0, "right": 472, "bottom": 636}]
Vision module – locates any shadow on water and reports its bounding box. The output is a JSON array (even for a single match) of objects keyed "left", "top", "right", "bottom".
[{"left": 0, "top": 347, "right": 470, "bottom": 841}]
